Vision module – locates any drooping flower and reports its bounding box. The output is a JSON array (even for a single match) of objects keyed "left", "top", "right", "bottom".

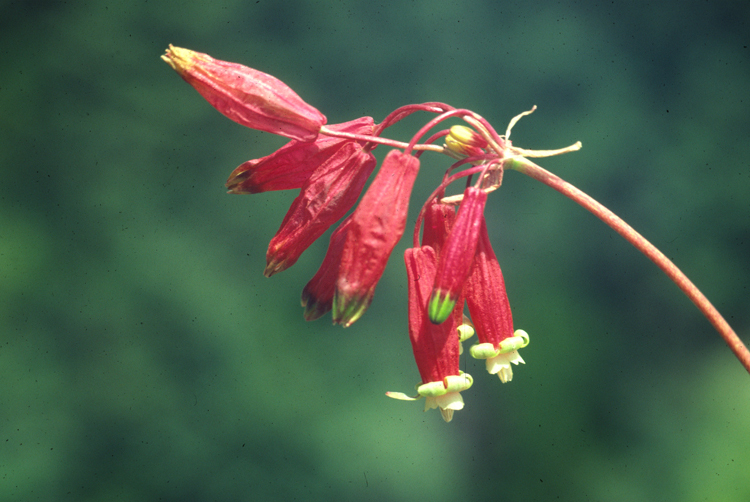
[
  {"left": 263, "top": 136, "right": 377, "bottom": 276},
  {"left": 300, "top": 217, "right": 351, "bottom": 321},
  {"left": 161, "top": 45, "right": 594, "bottom": 420},
  {"left": 386, "top": 246, "right": 472, "bottom": 422},
  {"left": 464, "top": 216, "right": 529, "bottom": 382},
  {"left": 421, "top": 199, "right": 468, "bottom": 335},
  {"left": 226, "top": 117, "right": 375, "bottom": 194},
  {"left": 162, "top": 45, "right": 326, "bottom": 141},
  {"left": 333, "top": 150, "right": 420, "bottom": 327},
  {"left": 428, "top": 186, "right": 488, "bottom": 324}
]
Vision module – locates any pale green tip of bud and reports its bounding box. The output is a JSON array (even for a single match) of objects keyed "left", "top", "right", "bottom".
[
  {"left": 332, "top": 292, "right": 370, "bottom": 328},
  {"left": 428, "top": 291, "right": 455, "bottom": 324}
]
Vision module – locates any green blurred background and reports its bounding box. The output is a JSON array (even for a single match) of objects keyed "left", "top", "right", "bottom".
[{"left": 2, "top": 0, "right": 749, "bottom": 500}]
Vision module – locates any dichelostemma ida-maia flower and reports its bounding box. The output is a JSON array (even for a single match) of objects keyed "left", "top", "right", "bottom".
[{"left": 164, "top": 45, "right": 602, "bottom": 422}]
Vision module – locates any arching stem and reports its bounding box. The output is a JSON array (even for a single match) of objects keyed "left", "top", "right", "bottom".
[{"left": 508, "top": 156, "right": 750, "bottom": 374}]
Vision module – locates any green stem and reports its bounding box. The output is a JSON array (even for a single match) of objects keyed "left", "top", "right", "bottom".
[{"left": 508, "top": 156, "right": 750, "bottom": 375}]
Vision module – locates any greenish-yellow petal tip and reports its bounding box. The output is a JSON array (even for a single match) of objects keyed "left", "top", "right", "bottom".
[{"left": 428, "top": 292, "right": 455, "bottom": 324}]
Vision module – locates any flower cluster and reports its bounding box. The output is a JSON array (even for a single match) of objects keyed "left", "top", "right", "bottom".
[{"left": 163, "top": 46, "right": 581, "bottom": 422}]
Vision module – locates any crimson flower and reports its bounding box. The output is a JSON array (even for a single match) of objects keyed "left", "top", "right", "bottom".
[
  {"left": 386, "top": 246, "right": 473, "bottom": 422},
  {"left": 263, "top": 122, "right": 377, "bottom": 276},
  {"left": 226, "top": 118, "right": 375, "bottom": 194},
  {"left": 162, "top": 45, "right": 326, "bottom": 141},
  {"left": 465, "top": 217, "right": 529, "bottom": 382},
  {"left": 428, "top": 186, "right": 488, "bottom": 324},
  {"left": 333, "top": 150, "right": 420, "bottom": 327},
  {"left": 421, "top": 199, "right": 467, "bottom": 332}
]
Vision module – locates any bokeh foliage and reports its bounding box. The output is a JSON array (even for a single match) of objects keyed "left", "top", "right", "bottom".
[{"left": 1, "top": 0, "right": 749, "bottom": 500}]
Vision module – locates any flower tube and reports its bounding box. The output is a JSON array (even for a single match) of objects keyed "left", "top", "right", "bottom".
[
  {"left": 333, "top": 150, "right": 420, "bottom": 327},
  {"left": 386, "top": 246, "right": 472, "bottom": 422},
  {"left": 428, "top": 187, "right": 488, "bottom": 324},
  {"left": 162, "top": 45, "right": 326, "bottom": 141},
  {"left": 465, "top": 217, "right": 529, "bottom": 382}
]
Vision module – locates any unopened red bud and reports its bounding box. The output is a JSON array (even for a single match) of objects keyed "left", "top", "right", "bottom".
[
  {"left": 428, "top": 187, "right": 488, "bottom": 324},
  {"left": 162, "top": 45, "right": 326, "bottom": 141}
]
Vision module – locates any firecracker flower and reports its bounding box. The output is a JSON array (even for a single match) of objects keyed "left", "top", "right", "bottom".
[
  {"left": 386, "top": 246, "right": 473, "bottom": 422},
  {"left": 428, "top": 186, "right": 488, "bottom": 325},
  {"left": 333, "top": 150, "right": 420, "bottom": 327},
  {"left": 263, "top": 123, "right": 377, "bottom": 276},
  {"left": 464, "top": 216, "right": 529, "bottom": 382},
  {"left": 162, "top": 45, "right": 326, "bottom": 141},
  {"left": 163, "top": 46, "right": 750, "bottom": 421}
]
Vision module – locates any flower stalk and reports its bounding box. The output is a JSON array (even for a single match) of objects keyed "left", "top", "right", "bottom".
[{"left": 507, "top": 156, "right": 750, "bottom": 374}]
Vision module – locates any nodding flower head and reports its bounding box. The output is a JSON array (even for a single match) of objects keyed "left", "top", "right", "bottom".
[{"left": 165, "top": 48, "right": 569, "bottom": 420}]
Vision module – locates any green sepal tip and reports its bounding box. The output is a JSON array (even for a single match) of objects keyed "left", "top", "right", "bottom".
[{"left": 428, "top": 291, "right": 455, "bottom": 324}]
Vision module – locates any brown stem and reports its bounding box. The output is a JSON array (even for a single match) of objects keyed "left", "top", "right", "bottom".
[{"left": 508, "top": 156, "right": 750, "bottom": 374}]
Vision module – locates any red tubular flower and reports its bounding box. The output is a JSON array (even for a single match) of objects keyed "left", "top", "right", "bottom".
[
  {"left": 465, "top": 217, "right": 529, "bottom": 382},
  {"left": 405, "top": 247, "right": 460, "bottom": 384},
  {"left": 465, "top": 217, "right": 513, "bottom": 343},
  {"left": 263, "top": 140, "right": 377, "bottom": 276},
  {"left": 421, "top": 200, "right": 467, "bottom": 331},
  {"left": 300, "top": 217, "right": 351, "bottom": 321},
  {"left": 162, "top": 45, "right": 326, "bottom": 141},
  {"left": 386, "top": 246, "right": 472, "bottom": 422},
  {"left": 333, "top": 150, "right": 420, "bottom": 327},
  {"left": 226, "top": 118, "right": 375, "bottom": 194},
  {"left": 428, "top": 187, "right": 488, "bottom": 324}
]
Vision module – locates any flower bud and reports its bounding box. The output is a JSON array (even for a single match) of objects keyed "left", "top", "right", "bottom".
[
  {"left": 333, "top": 150, "right": 420, "bottom": 327},
  {"left": 226, "top": 118, "right": 374, "bottom": 194},
  {"left": 162, "top": 45, "right": 326, "bottom": 141},
  {"left": 444, "top": 125, "right": 488, "bottom": 157},
  {"left": 264, "top": 141, "right": 376, "bottom": 276},
  {"left": 428, "top": 187, "right": 488, "bottom": 324}
]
